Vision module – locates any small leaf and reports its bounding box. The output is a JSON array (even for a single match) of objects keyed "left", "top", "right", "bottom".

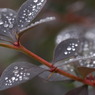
[
  {"left": 77, "top": 67, "right": 95, "bottom": 78},
  {"left": 0, "top": 8, "right": 17, "bottom": 42},
  {"left": 39, "top": 65, "right": 72, "bottom": 82},
  {"left": 53, "top": 39, "right": 80, "bottom": 63},
  {"left": 56, "top": 25, "right": 85, "bottom": 44},
  {"left": 39, "top": 71, "right": 73, "bottom": 82},
  {"left": 19, "top": 16, "right": 55, "bottom": 37},
  {"left": 0, "top": 62, "right": 45, "bottom": 90},
  {"left": 65, "top": 85, "right": 88, "bottom": 95},
  {"left": 17, "top": 0, "right": 46, "bottom": 30}
]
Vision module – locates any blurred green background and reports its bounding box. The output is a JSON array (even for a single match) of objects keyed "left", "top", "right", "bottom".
[{"left": 0, "top": 0, "right": 95, "bottom": 95}]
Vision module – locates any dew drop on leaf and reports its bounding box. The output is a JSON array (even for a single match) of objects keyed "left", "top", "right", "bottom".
[
  {"left": 0, "top": 8, "right": 17, "bottom": 42},
  {"left": 17, "top": 0, "right": 46, "bottom": 30},
  {"left": 53, "top": 39, "right": 80, "bottom": 63},
  {"left": 0, "top": 62, "right": 45, "bottom": 90}
]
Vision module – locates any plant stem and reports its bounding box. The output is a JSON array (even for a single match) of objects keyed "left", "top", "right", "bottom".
[
  {"left": 0, "top": 43, "right": 94, "bottom": 86},
  {"left": 19, "top": 45, "right": 53, "bottom": 68}
]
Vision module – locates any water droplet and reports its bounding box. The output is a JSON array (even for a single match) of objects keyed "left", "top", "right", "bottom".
[
  {"left": 64, "top": 51, "right": 68, "bottom": 55},
  {"left": 28, "top": 12, "right": 32, "bottom": 16},
  {"left": 93, "top": 61, "right": 95, "bottom": 64},
  {"left": 37, "top": 3, "right": 42, "bottom": 6},
  {"left": 9, "top": 24, "right": 13, "bottom": 28},
  {"left": 4, "top": 24, "right": 8, "bottom": 28},
  {"left": 33, "top": 5, "right": 36, "bottom": 9},
  {"left": 27, "top": 20, "right": 31, "bottom": 22},
  {"left": 34, "top": 0, "right": 38, "bottom": 3},
  {"left": 5, "top": 83, "right": 8, "bottom": 86},
  {"left": 72, "top": 48, "right": 75, "bottom": 51},
  {"left": 26, "top": 73, "right": 30, "bottom": 76},
  {"left": 4, "top": 30, "right": 6, "bottom": 33},
  {"left": 93, "top": 53, "right": 95, "bottom": 56},
  {"left": 67, "top": 47, "right": 71, "bottom": 51},
  {"left": 23, "top": 76, "right": 29, "bottom": 80},
  {"left": 9, "top": 13, "right": 13, "bottom": 16},
  {"left": 15, "top": 78, "right": 18, "bottom": 81},
  {"left": 16, "top": 74, "right": 20, "bottom": 77},
  {"left": 11, "top": 77, "right": 16, "bottom": 81},
  {"left": 41, "top": 0, "right": 44, "bottom": 2},
  {"left": 20, "top": 72, "right": 23, "bottom": 75},
  {"left": 0, "top": 21, "right": 3, "bottom": 25},
  {"left": 21, "top": 68, "right": 24, "bottom": 70},
  {"left": 13, "top": 70, "right": 19, "bottom": 74},
  {"left": 5, "top": 77, "right": 8, "bottom": 80},
  {"left": 75, "top": 44, "right": 78, "bottom": 47}
]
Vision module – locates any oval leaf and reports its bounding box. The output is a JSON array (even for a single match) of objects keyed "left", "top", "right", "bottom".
[
  {"left": 0, "top": 8, "right": 17, "bottom": 41},
  {"left": 40, "top": 71, "right": 73, "bottom": 82},
  {"left": 0, "top": 62, "right": 45, "bottom": 90},
  {"left": 65, "top": 85, "right": 88, "bottom": 95},
  {"left": 53, "top": 39, "right": 80, "bottom": 63},
  {"left": 77, "top": 67, "right": 95, "bottom": 78},
  {"left": 17, "top": 0, "right": 46, "bottom": 30},
  {"left": 39, "top": 65, "right": 72, "bottom": 82}
]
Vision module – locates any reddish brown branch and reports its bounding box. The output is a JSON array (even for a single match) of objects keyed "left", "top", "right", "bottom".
[{"left": 0, "top": 43, "right": 95, "bottom": 86}]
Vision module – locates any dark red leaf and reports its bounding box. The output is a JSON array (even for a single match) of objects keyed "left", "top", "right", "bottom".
[
  {"left": 65, "top": 85, "right": 88, "bottom": 95},
  {"left": 77, "top": 66, "right": 95, "bottom": 78}
]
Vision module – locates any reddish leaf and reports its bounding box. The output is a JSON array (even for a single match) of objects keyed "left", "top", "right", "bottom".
[
  {"left": 77, "top": 67, "right": 95, "bottom": 78},
  {"left": 65, "top": 85, "right": 88, "bottom": 95}
]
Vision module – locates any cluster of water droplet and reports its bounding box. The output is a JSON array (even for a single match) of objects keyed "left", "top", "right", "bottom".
[
  {"left": 4, "top": 66, "right": 30, "bottom": 86},
  {"left": 21, "top": 16, "right": 55, "bottom": 32},
  {"left": 64, "top": 42, "right": 79, "bottom": 55},
  {"left": 56, "top": 25, "right": 95, "bottom": 74},
  {"left": 0, "top": 0, "right": 48, "bottom": 42},
  {"left": 18, "top": 0, "right": 46, "bottom": 28},
  {"left": 0, "top": 8, "right": 16, "bottom": 35}
]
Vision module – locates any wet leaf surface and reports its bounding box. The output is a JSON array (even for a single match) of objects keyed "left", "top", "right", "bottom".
[
  {"left": 0, "top": 8, "right": 17, "bottom": 41},
  {"left": 0, "top": 62, "right": 45, "bottom": 90},
  {"left": 53, "top": 39, "right": 80, "bottom": 63},
  {"left": 17, "top": 0, "right": 46, "bottom": 30}
]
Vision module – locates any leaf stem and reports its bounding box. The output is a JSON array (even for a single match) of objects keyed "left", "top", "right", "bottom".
[{"left": 0, "top": 43, "right": 94, "bottom": 86}]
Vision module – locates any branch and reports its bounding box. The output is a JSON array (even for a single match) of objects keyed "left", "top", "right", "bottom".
[
  {"left": 0, "top": 43, "right": 94, "bottom": 86},
  {"left": 55, "top": 55, "right": 95, "bottom": 67}
]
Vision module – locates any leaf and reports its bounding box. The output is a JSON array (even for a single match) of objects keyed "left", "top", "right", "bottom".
[
  {"left": 53, "top": 39, "right": 80, "bottom": 63},
  {"left": 18, "top": 16, "right": 55, "bottom": 37},
  {"left": 17, "top": 0, "right": 46, "bottom": 30},
  {"left": 65, "top": 85, "right": 88, "bottom": 95},
  {"left": 0, "top": 8, "right": 17, "bottom": 42},
  {"left": 39, "top": 71, "right": 73, "bottom": 82},
  {"left": 56, "top": 25, "right": 85, "bottom": 44},
  {"left": 39, "top": 65, "right": 73, "bottom": 82},
  {"left": 19, "top": 16, "right": 55, "bottom": 33},
  {"left": 77, "top": 67, "right": 95, "bottom": 78},
  {"left": 0, "top": 62, "right": 45, "bottom": 90}
]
